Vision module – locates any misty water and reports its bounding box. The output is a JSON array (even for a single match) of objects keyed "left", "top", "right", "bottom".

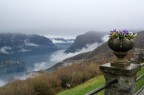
[{"left": 0, "top": 42, "right": 72, "bottom": 86}]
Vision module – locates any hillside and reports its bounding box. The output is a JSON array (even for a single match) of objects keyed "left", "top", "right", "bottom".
[
  {"left": 49, "top": 31, "right": 144, "bottom": 70},
  {"left": 65, "top": 31, "right": 105, "bottom": 53},
  {"left": 0, "top": 33, "right": 57, "bottom": 54}
]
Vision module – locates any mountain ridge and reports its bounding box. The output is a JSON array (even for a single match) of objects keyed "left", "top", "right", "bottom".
[
  {"left": 0, "top": 33, "right": 57, "bottom": 54},
  {"left": 65, "top": 31, "right": 105, "bottom": 53}
]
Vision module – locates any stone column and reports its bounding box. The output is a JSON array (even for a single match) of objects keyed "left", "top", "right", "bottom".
[{"left": 100, "top": 63, "right": 140, "bottom": 95}]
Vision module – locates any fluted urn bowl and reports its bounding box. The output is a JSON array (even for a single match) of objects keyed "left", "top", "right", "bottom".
[{"left": 108, "top": 38, "right": 134, "bottom": 68}]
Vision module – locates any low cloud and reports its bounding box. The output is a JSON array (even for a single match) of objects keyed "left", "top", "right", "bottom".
[
  {"left": 49, "top": 34, "right": 109, "bottom": 66},
  {"left": 24, "top": 40, "right": 39, "bottom": 47},
  {"left": 29, "top": 42, "right": 100, "bottom": 72},
  {"left": 0, "top": 79, "right": 7, "bottom": 87},
  {"left": 51, "top": 39, "right": 74, "bottom": 44},
  {"left": 101, "top": 34, "right": 109, "bottom": 43},
  {"left": 14, "top": 73, "right": 37, "bottom": 80},
  {"left": 32, "top": 34, "right": 108, "bottom": 70},
  {"left": 33, "top": 62, "right": 50, "bottom": 71},
  {"left": 44, "top": 35, "right": 75, "bottom": 40},
  {"left": 19, "top": 48, "right": 30, "bottom": 52},
  {"left": 0, "top": 46, "right": 12, "bottom": 54},
  {"left": 49, "top": 42, "right": 100, "bottom": 64}
]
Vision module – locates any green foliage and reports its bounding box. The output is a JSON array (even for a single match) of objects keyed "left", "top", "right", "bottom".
[
  {"left": 57, "top": 75, "right": 105, "bottom": 95},
  {"left": 136, "top": 66, "right": 144, "bottom": 91},
  {"left": 58, "top": 65, "right": 144, "bottom": 95},
  {"left": 0, "top": 60, "right": 101, "bottom": 95}
]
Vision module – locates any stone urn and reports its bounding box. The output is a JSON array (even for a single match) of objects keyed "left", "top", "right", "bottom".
[{"left": 108, "top": 38, "right": 134, "bottom": 68}]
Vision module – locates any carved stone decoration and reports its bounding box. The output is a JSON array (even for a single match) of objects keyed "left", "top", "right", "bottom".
[{"left": 108, "top": 38, "right": 134, "bottom": 68}]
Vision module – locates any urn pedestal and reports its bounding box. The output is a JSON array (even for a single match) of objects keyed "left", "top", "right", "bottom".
[
  {"left": 108, "top": 38, "right": 134, "bottom": 68},
  {"left": 100, "top": 31, "right": 139, "bottom": 95},
  {"left": 100, "top": 63, "right": 140, "bottom": 95}
]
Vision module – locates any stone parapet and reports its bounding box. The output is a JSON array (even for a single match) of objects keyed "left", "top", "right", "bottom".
[{"left": 100, "top": 63, "right": 140, "bottom": 95}]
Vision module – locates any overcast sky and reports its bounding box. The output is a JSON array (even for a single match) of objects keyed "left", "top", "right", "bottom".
[{"left": 0, "top": 0, "right": 144, "bottom": 37}]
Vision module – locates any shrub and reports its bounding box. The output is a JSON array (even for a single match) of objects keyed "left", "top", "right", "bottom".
[{"left": 0, "top": 59, "right": 102, "bottom": 95}]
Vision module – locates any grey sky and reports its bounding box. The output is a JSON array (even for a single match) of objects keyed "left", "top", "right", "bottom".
[{"left": 0, "top": 0, "right": 144, "bottom": 37}]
